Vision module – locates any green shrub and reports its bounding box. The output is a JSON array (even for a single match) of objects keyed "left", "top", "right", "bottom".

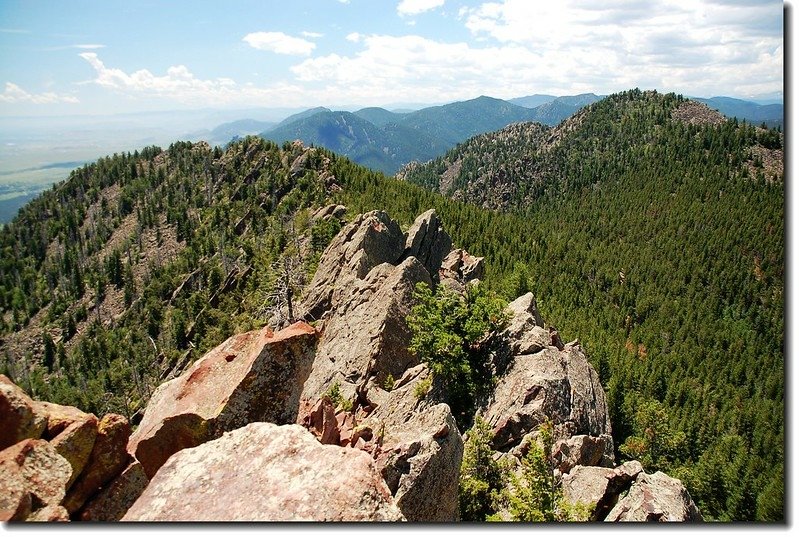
[{"left": 407, "top": 281, "right": 509, "bottom": 428}]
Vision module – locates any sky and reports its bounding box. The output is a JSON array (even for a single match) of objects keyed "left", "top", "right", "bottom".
[{"left": 0, "top": 0, "right": 785, "bottom": 117}]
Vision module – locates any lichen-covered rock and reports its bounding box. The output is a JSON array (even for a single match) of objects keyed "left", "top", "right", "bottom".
[
  {"left": 300, "top": 257, "right": 431, "bottom": 404},
  {"left": 128, "top": 321, "right": 318, "bottom": 478},
  {"left": 401, "top": 209, "right": 452, "bottom": 281},
  {"left": 604, "top": 470, "right": 702, "bottom": 522},
  {"left": 300, "top": 210, "right": 405, "bottom": 321},
  {"left": 366, "top": 365, "right": 463, "bottom": 522},
  {"left": 34, "top": 401, "right": 92, "bottom": 440},
  {"left": 63, "top": 413, "right": 131, "bottom": 514},
  {"left": 0, "top": 439, "right": 72, "bottom": 511},
  {"left": 49, "top": 414, "right": 98, "bottom": 489},
  {"left": 0, "top": 454, "right": 32, "bottom": 521},
  {"left": 26, "top": 504, "right": 70, "bottom": 522},
  {"left": 78, "top": 461, "right": 149, "bottom": 521},
  {"left": 0, "top": 375, "right": 47, "bottom": 450},
  {"left": 122, "top": 423, "right": 404, "bottom": 522},
  {"left": 481, "top": 343, "right": 611, "bottom": 451}
]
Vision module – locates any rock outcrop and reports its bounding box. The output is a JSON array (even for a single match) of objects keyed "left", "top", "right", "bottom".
[
  {"left": 553, "top": 434, "right": 615, "bottom": 475},
  {"left": 604, "top": 470, "right": 703, "bottom": 522},
  {"left": 440, "top": 248, "right": 485, "bottom": 292},
  {"left": 300, "top": 210, "right": 406, "bottom": 321},
  {"left": 128, "top": 321, "right": 317, "bottom": 478},
  {"left": 561, "top": 460, "right": 644, "bottom": 520},
  {"left": 482, "top": 343, "right": 612, "bottom": 452},
  {"left": 366, "top": 364, "right": 463, "bottom": 521},
  {"left": 0, "top": 377, "right": 134, "bottom": 522},
  {"left": 292, "top": 209, "right": 464, "bottom": 521},
  {"left": 560, "top": 461, "right": 701, "bottom": 522},
  {"left": 300, "top": 257, "right": 431, "bottom": 404},
  {"left": 122, "top": 423, "right": 404, "bottom": 522},
  {"left": 0, "top": 375, "right": 47, "bottom": 450},
  {"left": 401, "top": 209, "right": 453, "bottom": 281}
]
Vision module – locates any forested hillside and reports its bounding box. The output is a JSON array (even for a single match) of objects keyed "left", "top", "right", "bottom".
[
  {"left": 400, "top": 90, "right": 784, "bottom": 521},
  {"left": 0, "top": 90, "right": 784, "bottom": 522}
]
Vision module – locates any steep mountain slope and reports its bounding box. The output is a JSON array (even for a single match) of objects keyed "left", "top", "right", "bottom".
[
  {"left": 262, "top": 110, "right": 447, "bottom": 174},
  {"left": 398, "top": 89, "right": 784, "bottom": 521}
]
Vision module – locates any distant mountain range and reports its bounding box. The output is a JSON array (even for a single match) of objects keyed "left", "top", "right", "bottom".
[
  {"left": 257, "top": 95, "right": 604, "bottom": 174},
  {"left": 205, "top": 92, "right": 782, "bottom": 175},
  {"left": 692, "top": 97, "right": 783, "bottom": 128}
]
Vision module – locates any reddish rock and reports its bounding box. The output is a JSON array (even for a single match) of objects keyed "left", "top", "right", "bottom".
[
  {"left": 78, "top": 461, "right": 149, "bottom": 521},
  {"left": 0, "top": 439, "right": 72, "bottom": 510},
  {"left": 50, "top": 415, "right": 98, "bottom": 489},
  {"left": 0, "top": 457, "right": 32, "bottom": 521},
  {"left": 298, "top": 396, "right": 340, "bottom": 445},
  {"left": 26, "top": 504, "right": 70, "bottom": 522},
  {"left": 0, "top": 375, "right": 47, "bottom": 450},
  {"left": 34, "top": 401, "right": 93, "bottom": 439},
  {"left": 63, "top": 413, "right": 131, "bottom": 514},
  {"left": 122, "top": 423, "right": 404, "bottom": 521},
  {"left": 128, "top": 321, "right": 318, "bottom": 478}
]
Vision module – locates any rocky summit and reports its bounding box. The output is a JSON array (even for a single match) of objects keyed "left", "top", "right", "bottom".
[{"left": 0, "top": 208, "right": 701, "bottom": 522}]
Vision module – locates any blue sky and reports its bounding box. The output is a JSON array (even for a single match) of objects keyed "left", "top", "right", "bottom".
[{"left": 0, "top": 0, "right": 784, "bottom": 116}]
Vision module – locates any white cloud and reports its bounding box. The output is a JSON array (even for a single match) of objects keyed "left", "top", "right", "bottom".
[
  {"left": 346, "top": 32, "right": 361, "bottom": 42},
  {"left": 242, "top": 32, "right": 316, "bottom": 56},
  {"left": 79, "top": 52, "right": 241, "bottom": 97},
  {"left": 45, "top": 43, "right": 107, "bottom": 51},
  {"left": 0, "top": 82, "right": 79, "bottom": 104},
  {"left": 301, "top": 31, "right": 324, "bottom": 39},
  {"left": 397, "top": 0, "right": 445, "bottom": 17},
  {"left": 291, "top": 34, "right": 562, "bottom": 104},
  {"left": 457, "top": 0, "right": 782, "bottom": 97},
  {"left": 77, "top": 53, "right": 321, "bottom": 108}
]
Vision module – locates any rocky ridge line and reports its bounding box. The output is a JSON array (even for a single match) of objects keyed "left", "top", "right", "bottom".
[{"left": 0, "top": 207, "right": 701, "bottom": 522}]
